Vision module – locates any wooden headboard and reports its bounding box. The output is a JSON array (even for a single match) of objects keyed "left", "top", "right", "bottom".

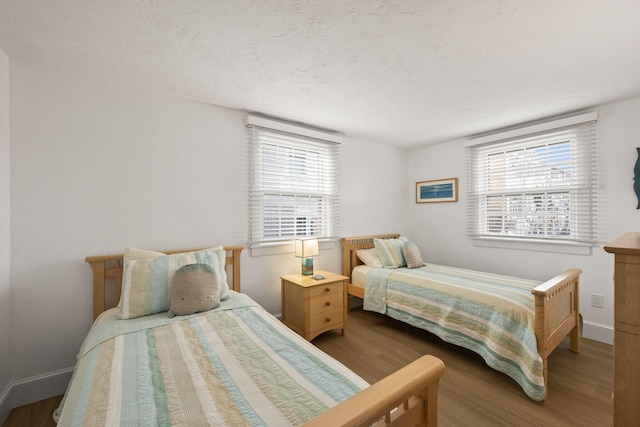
[
  {"left": 341, "top": 234, "right": 400, "bottom": 280},
  {"left": 85, "top": 246, "right": 243, "bottom": 320}
]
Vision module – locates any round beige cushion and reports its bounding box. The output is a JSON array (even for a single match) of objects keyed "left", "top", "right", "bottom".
[{"left": 168, "top": 263, "right": 220, "bottom": 317}]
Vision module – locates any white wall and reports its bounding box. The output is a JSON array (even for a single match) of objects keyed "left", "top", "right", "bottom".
[
  {"left": 406, "top": 97, "right": 640, "bottom": 344},
  {"left": 0, "top": 46, "right": 11, "bottom": 421},
  {"left": 9, "top": 53, "right": 636, "bottom": 409},
  {"left": 7, "top": 59, "right": 407, "bottom": 404}
]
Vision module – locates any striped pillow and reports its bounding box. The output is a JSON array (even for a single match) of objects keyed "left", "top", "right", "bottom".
[
  {"left": 374, "top": 237, "right": 408, "bottom": 268},
  {"left": 123, "top": 247, "right": 164, "bottom": 264},
  {"left": 119, "top": 247, "right": 229, "bottom": 319}
]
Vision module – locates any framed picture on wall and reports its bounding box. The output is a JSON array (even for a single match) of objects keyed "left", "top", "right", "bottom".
[{"left": 416, "top": 178, "right": 458, "bottom": 203}]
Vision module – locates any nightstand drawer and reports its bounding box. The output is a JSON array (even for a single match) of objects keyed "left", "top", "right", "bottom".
[
  {"left": 310, "top": 292, "right": 343, "bottom": 313},
  {"left": 310, "top": 306, "right": 343, "bottom": 331},
  {"left": 308, "top": 281, "right": 343, "bottom": 298}
]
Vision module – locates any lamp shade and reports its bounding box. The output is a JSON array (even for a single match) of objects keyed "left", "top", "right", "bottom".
[{"left": 295, "top": 238, "right": 319, "bottom": 258}]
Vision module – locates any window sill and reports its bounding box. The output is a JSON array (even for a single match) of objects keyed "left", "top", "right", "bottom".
[
  {"left": 250, "top": 239, "right": 336, "bottom": 257},
  {"left": 471, "top": 237, "right": 593, "bottom": 255}
]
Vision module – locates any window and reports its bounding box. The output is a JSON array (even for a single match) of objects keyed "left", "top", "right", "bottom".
[
  {"left": 247, "top": 116, "right": 340, "bottom": 248},
  {"left": 466, "top": 112, "right": 597, "bottom": 250}
]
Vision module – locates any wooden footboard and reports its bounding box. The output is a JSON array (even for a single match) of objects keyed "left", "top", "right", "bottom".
[
  {"left": 304, "top": 355, "right": 445, "bottom": 427},
  {"left": 532, "top": 267, "right": 581, "bottom": 400}
]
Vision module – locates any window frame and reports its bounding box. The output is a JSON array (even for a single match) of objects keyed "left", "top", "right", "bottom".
[
  {"left": 246, "top": 116, "right": 341, "bottom": 255},
  {"left": 465, "top": 112, "right": 598, "bottom": 255}
]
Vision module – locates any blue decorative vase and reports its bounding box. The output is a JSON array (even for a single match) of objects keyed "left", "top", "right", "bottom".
[
  {"left": 635, "top": 148, "right": 640, "bottom": 209},
  {"left": 301, "top": 257, "right": 314, "bottom": 276}
]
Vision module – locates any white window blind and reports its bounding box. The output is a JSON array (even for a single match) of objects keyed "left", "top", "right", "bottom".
[
  {"left": 247, "top": 116, "right": 340, "bottom": 246},
  {"left": 466, "top": 113, "right": 598, "bottom": 246}
]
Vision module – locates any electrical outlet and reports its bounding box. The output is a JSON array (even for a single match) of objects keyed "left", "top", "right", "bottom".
[{"left": 591, "top": 293, "right": 604, "bottom": 308}]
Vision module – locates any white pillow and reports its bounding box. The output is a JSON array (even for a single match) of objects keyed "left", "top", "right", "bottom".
[{"left": 356, "top": 248, "right": 383, "bottom": 268}]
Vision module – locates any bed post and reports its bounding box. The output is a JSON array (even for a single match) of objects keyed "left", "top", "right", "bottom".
[
  {"left": 569, "top": 280, "right": 580, "bottom": 354},
  {"left": 88, "top": 259, "right": 105, "bottom": 321},
  {"left": 342, "top": 240, "right": 353, "bottom": 279},
  {"left": 225, "top": 245, "right": 243, "bottom": 292}
]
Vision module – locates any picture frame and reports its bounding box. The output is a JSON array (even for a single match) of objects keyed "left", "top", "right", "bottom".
[{"left": 416, "top": 178, "right": 458, "bottom": 203}]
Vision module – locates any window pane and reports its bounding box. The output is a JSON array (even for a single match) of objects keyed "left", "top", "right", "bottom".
[
  {"left": 262, "top": 195, "right": 323, "bottom": 238},
  {"left": 485, "top": 192, "right": 570, "bottom": 237},
  {"left": 487, "top": 142, "right": 571, "bottom": 192}
]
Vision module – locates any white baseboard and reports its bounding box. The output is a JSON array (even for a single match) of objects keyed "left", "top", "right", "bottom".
[
  {"left": 0, "top": 367, "right": 73, "bottom": 425},
  {"left": 0, "top": 382, "right": 11, "bottom": 426},
  {"left": 583, "top": 320, "right": 614, "bottom": 345}
]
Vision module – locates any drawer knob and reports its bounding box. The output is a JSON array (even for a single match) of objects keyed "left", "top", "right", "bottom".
[
  {"left": 325, "top": 301, "right": 331, "bottom": 307},
  {"left": 325, "top": 317, "right": 331, "bottom": 323},
  {"left": 324, "top": 287, "right": 331, "bottom": 292}
]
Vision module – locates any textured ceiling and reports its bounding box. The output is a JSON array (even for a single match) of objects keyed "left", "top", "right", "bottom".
[{"left": 1, "top": 0, "right": 640, "bottom": 149}]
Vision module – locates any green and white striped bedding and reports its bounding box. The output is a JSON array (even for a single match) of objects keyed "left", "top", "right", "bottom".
[
  {"left": 361, "top": 263, "right": 545, "bottom": 401},
  {"left": 55, "top": 292, "right": 368, "bottom": 426}
]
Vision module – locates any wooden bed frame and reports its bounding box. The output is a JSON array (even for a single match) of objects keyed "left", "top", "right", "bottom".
[
  {"left": 342, "top": 234, "right": 581, "bottom": 401},
  {"left": 85, "top": 245, "right": 445, "bottom": 427}
]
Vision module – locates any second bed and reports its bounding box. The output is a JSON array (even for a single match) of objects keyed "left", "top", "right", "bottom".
[{"left": 342, "top": 234, "right": 581, "bottom": 402}]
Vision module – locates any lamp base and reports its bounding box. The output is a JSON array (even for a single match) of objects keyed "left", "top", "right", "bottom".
[{"left": 301, "top": 257, "right": 314, "bottom": 276}]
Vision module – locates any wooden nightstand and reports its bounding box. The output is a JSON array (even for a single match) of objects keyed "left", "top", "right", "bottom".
[{"left": 281, "top": 270, "right": 348, "bottom": 341}]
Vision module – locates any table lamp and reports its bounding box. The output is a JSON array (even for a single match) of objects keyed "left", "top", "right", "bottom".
[{"left": 295, "top": 238, "right": 319, "bottom": 276}]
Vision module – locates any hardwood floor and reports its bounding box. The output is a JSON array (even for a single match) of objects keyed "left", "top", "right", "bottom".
[
  {"left": 314, "top": 307, "right": 614, "bottom": 427},
  {"left": 3, "top": 307, "right": 613, "bottom": 427},
  {"left": 3, "top": 394, "right": 61, "bottom": 427}
]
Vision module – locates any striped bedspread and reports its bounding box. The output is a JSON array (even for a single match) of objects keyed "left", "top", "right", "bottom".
[
  {"left": 55, "top": 292, "right": 368, "bottom": 426},
  {"left": 362, "top": 263, "right": 545, "bottom": 401}
]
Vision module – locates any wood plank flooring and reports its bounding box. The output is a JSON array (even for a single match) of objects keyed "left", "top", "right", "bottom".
[
  {"left": 3, "top": 307, "right": 613, "bottom": 427},
  {"left": 314, "top": 307, "right": 613, "bottom": 427},
  {"left": 3, "top": 394, "right": 62, "bottom": 427}
]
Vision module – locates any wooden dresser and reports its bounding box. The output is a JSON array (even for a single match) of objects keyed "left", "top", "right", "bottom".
[
  {"left": 604, "top": 232, "right": 640, "bottom": 426},
  {"left": 280, "top": 270, "right": 348, "bottom": 341}
]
